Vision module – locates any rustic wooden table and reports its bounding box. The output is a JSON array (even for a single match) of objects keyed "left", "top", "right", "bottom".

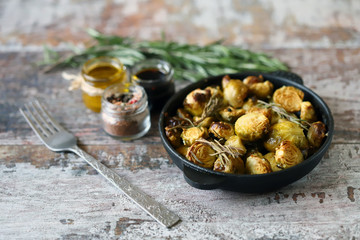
[{"left": 1, "top": 1, "right": 360, "bottom": 239}]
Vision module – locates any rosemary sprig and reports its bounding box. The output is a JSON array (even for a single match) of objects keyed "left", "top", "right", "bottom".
[
  {"left": 41, "top": 29, "right": 289, "bottom": 82},
  {"left": 197, "top": 89, "right": 224, "bottom": 123},
  {"left": 190, "top": 151, "right": 204, "bottom": 165},
  {"left": 167, "top": 117, "right": 195, "bottom": 131},
  {"left": 193, "top": 138, "right": 243, "bottom": 171},
  {"left": 196, "top": 139, "right": 244, "bottom": 159},
  {"left": 257, "top": 100, "right": 311, "bottom": 130}
]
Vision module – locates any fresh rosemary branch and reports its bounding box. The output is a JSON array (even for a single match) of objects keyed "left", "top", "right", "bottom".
[
  {"left": 41, "top": 29, "right": 289, "bottom": 82},
  {"left": 257, "top": 100, "right": 311, "bottom": 130}
]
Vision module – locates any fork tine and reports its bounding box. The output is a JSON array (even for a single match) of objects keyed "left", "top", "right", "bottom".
[
  {"left": 31, "top": 101, "right": 58, "bottom": 134},
  {"left": 23, "top": 103, "right": 51, "bottom": 137},
  {"left": 34, "top": 100, "right": 65, "bottom": 132},
  {"left": 19, "top": 107, "right": 47, "bottom": 140}
]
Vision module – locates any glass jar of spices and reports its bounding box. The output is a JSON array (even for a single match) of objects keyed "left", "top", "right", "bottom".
[
  {"left": 81, "top": 56, "right": 127, "bottom": 112},
  {"left": 101, "top": 82, "right": 151, "bottom": 140},
  {"left": 131, "top": 59, "right": 175, "bottom": 111}
]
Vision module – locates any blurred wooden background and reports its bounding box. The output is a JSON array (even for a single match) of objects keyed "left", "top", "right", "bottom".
[{"left": 1, "top": 0, "right": 359, "bottom": 49}]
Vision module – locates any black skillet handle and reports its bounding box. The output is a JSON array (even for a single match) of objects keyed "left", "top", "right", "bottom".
[
  {"left": 269, "top": 71, "right": 304, "bottom": 85},
  {"left": 183, "top": 166, "right": 226, "bottom": 190}
]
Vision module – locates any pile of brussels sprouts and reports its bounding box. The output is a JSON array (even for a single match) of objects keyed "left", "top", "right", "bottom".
[{"left": 164, "top": 75, "right": 327, "bottom": 175}]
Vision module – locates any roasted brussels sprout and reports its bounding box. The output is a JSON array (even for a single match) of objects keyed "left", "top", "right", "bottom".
[
  {"left": 307, "top": 121, "right": 327, "bottom": 148},
  {"left": 213, "top": 154, "right": 245, "bottom": 174},
  {"left": 186, "top": 141, "right": 217, "bottom": 168},
  {"left": 165, "top": 115, "right": 191, "bottom": 128},
  {"left": 183, "top": 88, "right": 211, "bottom": 116},
  {"left": 218, "top": 106, "right": 246, "bottom": 123},
  {"left": 177, "top": 108, "right": 193, "bottom": 120},
  {"left": 222, "top": 75, "right": 248, "bottom": 108},
  {"left": 224, "top": 135, "right": 247, "bottom": 156},
  {"left": 165, "top": 126, "right": 182, "bottom": 147},
  {"left": 247, "top": 106, "right": 272, "bottom": 121},
  {"left": 209, "top": 121, "right": 235, "bottom": 140},
  {"left": 243, "top": 75, "right": 274, "bottom": 99},
  {"left": 264, "top": 120, "right": 308, "bottom": 152},
  {"left": 245, "top": 153, "right": 272, "bottom": 175},
  {"left": 242, "top": 97, "right": 257, "bottom": 111},
  {"left": 273, "top": 86, "right": 304, "bottom": 113},
  {"left": 270, "top": 110, "right": 281, "bottom": 125},
  {"left": 264, "top": 152, "right": 282, "bottom": 172},
  {"left": 300, "top": 101, "right": 317, "bottom": 123},
  {"left": 235, "top": 112, "right": 270, "bottom": 141},
  {"left": 193, "top": 116, "right": 214, "bottom": 128},
  {"left": 196, "top": 117, "right": 215, "bottom": 128},
  {"left": 181, "top": 127, "right": 208, "bottom": 146},
  {"left": 205, "top": 85, "right": 223, "bottom": 99},
  {"left": 176, "top": 145, "right": 188, "bottom": 157},
  {"left": 221, "top": 75, "right": 231, "bottom": 88},
  {"left": 243, "top": 75, "right": 263, "bottom": 85},
  {"left": 275, "top": 140, "right": 304, "bottom": 169}
]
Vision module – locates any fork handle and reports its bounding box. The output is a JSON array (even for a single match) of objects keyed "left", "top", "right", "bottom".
[{"left": 70, "top": 145, "right": 180, "bottom": 228}]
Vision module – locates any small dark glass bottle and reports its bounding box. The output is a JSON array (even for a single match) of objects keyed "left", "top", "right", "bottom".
[{"left": 131, "top": 59, "right": 175, "bottom": 111}]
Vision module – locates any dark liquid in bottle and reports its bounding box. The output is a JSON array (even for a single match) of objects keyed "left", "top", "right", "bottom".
[
  {"left": 134, "top": 68, "right": 174, "bottom": 111},
  {"left": 135, "top": 68, "right": 166, "bottom": 81}
]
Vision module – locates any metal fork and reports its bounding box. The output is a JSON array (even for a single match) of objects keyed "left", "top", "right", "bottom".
[{"left": 19, "top": 100, "right": 180, "bottom": 228}]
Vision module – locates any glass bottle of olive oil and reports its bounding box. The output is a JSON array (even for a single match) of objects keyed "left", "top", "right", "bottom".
[{"left": 81, "top": 57, "right": 126, "bottom": 112}]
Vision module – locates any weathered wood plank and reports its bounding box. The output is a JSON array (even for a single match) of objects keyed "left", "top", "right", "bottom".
[{"left": 0, "top": 144, "right": 359, "bottom": 239}]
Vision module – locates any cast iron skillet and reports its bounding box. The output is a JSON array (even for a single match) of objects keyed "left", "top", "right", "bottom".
[{"left": 158, "top": 71, "right": 334, "bottom": 193}]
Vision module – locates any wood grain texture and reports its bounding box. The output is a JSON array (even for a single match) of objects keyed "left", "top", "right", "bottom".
[{"left": 1, "top": 0, "right": 360, "bottom": 239}]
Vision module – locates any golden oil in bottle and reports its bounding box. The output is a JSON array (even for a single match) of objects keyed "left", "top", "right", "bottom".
[{"left": 81, "top": 57, "right": 126, "bottom": 112}]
